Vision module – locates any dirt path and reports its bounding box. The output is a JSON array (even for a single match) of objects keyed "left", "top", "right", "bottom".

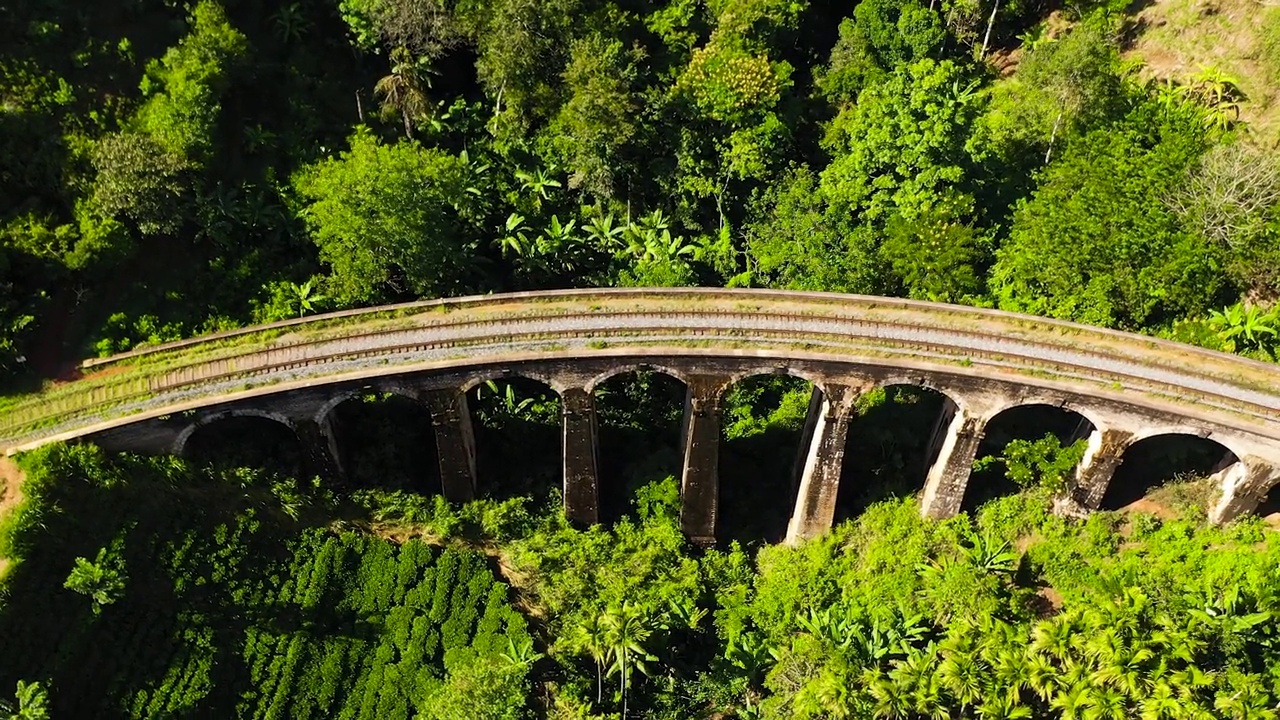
[{"left": 0, "top": 456, "right": 26, "bottom": 578}]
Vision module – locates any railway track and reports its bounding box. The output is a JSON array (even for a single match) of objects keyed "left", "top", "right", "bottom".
[{"left": 5, "top": 294, "right": 1280, "bottom": 452}]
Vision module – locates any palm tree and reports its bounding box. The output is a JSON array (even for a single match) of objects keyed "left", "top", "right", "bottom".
[
  {"left": 0, "top": 681, "right": 49, "bottom": 720},
  {"left": 1138, "top": 681, "right": 1184, "bottom": 720},
  {"left": 1049, "top": 682, "right": 1090, "bottom": 720},
  {"left": 976, "top": 693, "right": 1033, "bottom": 719},
  {"left": 938, "top": 647, "right": 985, "bottom": 712},
  {"left": 1213, "top": 670, "right": 1275, "bottom": 720},
  {"left": 375, "top": 47, "right": 431, "bottom": 138},
  {"left": 603, "top": 602, "right": 656, "bottom": 718},
  {"left": 572, "top": 613, "right": 613, "bottom": 704},
  {"left": 1081, "top": 686, "right": 1128, "bottom": 720},
  {"left": 868, "top": 670, "right": 913, "bottom": 719},
  {"left": 63, "top": 548, "right": 126, "bottom": 614}
]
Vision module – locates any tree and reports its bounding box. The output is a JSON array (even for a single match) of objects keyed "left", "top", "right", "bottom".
[
  {"left": 293, "top": 130, "right": 478, "bottom": 305},
  {"left": 339, "top": 0, "right": 459, "bottom": 58},
  {"left": 1169, "top": 141, "right": 1280, "bottom": 250},
  {"left": 132, "top": 0, "right": 248, "bottom": 161},
  {"left": 64, "top": 547, "right": 127, "bottom": 614},
  {"left": 375, "top": 47, "right": 432, "bottom": 138},
  {"left": 546, "top": 34, "right": 638, "bottom": 199},
  {"left": 0, "top": 681, "right": 49, "bottom": 720},
  {"left": 746, "top": 167, "right": 887, "bottom": 294},
  {"left": 971, "top": 19, "right": 1124, "bottom": 166},
  {"left": 419, "top": 657, "right": 528, "bottom": 720},
  {"left": 570, "top": 612, "right": 613, "bottom": 704},
  {"left": 880, "top": 192, "right": 988, "bottom": 302},
  {"left": 818, "top": 0, "right": 944, "bottom": 106},
  {"left": 989, "top": 113, "right": 1225, "bottom": 330},
  {"left": 820, "top": 58, "right": 981, "bottom": 227},
  {"left": 603, "top": 602, "right": 656, "bottom": 717},
  {"left": 90, "top": 132, "right": 191, "bottom": 236}
]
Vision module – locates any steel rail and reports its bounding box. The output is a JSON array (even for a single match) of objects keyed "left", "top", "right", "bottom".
[{"left": 5, "top": 297, "right": 1280, "bottom": 454}]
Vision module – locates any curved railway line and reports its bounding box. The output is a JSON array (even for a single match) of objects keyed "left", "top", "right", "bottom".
[{"left": 4, "top": 289, "right": 1280, "bottom": 454}]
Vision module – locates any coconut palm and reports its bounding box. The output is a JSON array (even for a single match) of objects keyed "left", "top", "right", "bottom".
[
  {"left": 375, "top": 47, "right": 431, "bottom": 138},
  {"left": 0, "top": 681, "right": 49, "bottom": 720},
  {"left": 572, "top": 612, "right": 613, "bottom": 704},
  {"left": 603, "top": 602, "right": 656, "bottom": 718}
]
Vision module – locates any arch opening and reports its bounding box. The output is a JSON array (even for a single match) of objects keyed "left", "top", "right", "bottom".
[
  {"left": 718, "top": 373, "right": 815, "bottom": 545},
  {"left": 592, "top": 370, "right": 687, "bottom": 525},
  {"left": 835, "top": 385, "right": 952, "bottom": 522},
  {"left": 1101, "top": 434, "right": 1236, "bottom": 513},
  {"left": 183, "top": 414, "right": 304, "bottom": 478},
  {"left": 467, "top": 377, "right": 562, "bottom": 501},
  {"left": 963, "top": 404, "right": 1095, "bottom": 512},
  {"left": 327, "top": 391, "right": 440, "bottom": 494},
  {"left": 1254, "top": 482, "right": 1280, "bottom": 521}
]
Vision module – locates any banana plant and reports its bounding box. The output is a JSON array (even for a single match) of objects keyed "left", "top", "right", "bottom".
[{"left": 1207, "top": 303, "right": 1278, "bottom": 354}]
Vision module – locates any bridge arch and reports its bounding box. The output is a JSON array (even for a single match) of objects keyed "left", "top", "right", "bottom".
[
  {"left": 864, "top": 373, "right": 965, "bottom": 416},
  {"left": 835, "top": 383, "right": 954, "bottom": 520},
  {"left": 312, "top": 384, "right": 420, "bottom": 428},
  {"left": 717, "top": 371, "right": 820, "bottom": 543},
  {"left": 720, "top": 365, "right": 828, "bottom": 397},
  {"left": 962, "top": 402, "right": 1097, "bottom": 511},
  {"left": 586, "top": 363, "right": 692, "bottom": 392},
  {"left": 465, "top": 375, "right": 564, "bottom": 499},
  {"left": 459, "top": 368, "right": 566, "bottom": 395},
  {"left": 1101, "top": 432, "right": 1239, "bottom": 511},
  {"left": 592, "top": 368, "right": 688, "bottom": 522},
  {"left": 172, "top": 409, "right": 298, "bottom": 457},
  {"left": 322, "top": 390, "right": 440, "bottom": 492},
  {"left": 980, "top": 394, "right": 1104, "bottom": 433}
]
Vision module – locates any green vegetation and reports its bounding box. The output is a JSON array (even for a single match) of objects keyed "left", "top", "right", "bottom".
[
  {"left": 4, "top": 426, "right": 1280, "bottom": 718},
  {"left": 3, "top": 0, "right": 1280, "bottom": 388},
  {"left": 7, "top": 1, "right": 1280, "bottom": 718},
  {"left": 0, "top": 445, "right": 533, "bottom": 719}
]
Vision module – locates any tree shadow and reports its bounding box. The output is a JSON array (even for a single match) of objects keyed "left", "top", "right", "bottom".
[
  {"left": 1101, "top": 435, "right": 1233, "bottom": 510},
  {"left": 329, "top": 392, "right": 440, "bottom": 495},
  {"left": 835, "top": 386, "right": 947, "bottom": 522},
  {"left": 593, "top": 371, "right": 685, "bottom": 524}
]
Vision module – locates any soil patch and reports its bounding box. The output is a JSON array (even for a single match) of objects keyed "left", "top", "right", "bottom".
[
  {"left": 0, "top": 456, "right": 25, "bottom": 527},
  {"left": 0, "top": 456, "right": 27, "bottom": 578},
  {"left": 1124, "top": 0, "right": 1280, "bottom": 136},
  {"left": 1120, "top": 497, "right": 1180, "bottom": 522}
]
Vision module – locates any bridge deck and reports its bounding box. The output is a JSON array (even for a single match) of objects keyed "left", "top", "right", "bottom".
[{"left": 3, "top": 288, "right": 1279, "bottom": 454}]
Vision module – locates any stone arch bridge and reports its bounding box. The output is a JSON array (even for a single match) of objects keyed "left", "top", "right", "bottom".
[{"left": 3, "top": 289, "right": 1280, "bottom": 545}]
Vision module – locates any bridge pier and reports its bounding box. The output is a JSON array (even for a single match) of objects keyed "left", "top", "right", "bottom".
[
  {"left": 1067, "top": 427, "right": 1135, "bottom": 510},
  {"left": 561, "top": 387, "right": 600, "bottom": 526},
  {"left": 920, "top": 401, "right": 989, "bottom": 519},
  {"left": 1209, "top": 455, "right": 1280, "bottom": 524},
  {"left": 422, "top": 388, "right": 477, "bottom": 503},
  {"left": 785, "top": 383, "right": 862, "bottom": 545},
  {"left": 679, "top": 375, "right": 728, "bottom": 546},
  {"left": 295, "top": 416, "right": 345, "bottom": 484}
]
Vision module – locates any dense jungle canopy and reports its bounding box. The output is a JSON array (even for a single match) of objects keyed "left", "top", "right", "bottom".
[
  {"left": 2, "top": 0, "right": 1280, "bottom": 374},
  {"left": 5, "top": 0, "right": 1280, "bottom": 718}
]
